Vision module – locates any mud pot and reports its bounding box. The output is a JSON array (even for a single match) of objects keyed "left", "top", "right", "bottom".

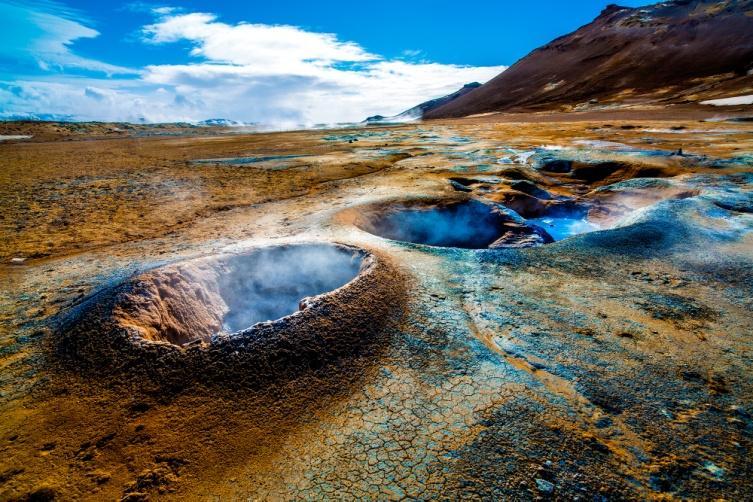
[
  {"left": 2, "top": 116, "right": 753, "bottom": 500},
  {"left": 54, "top": 243, "right": 406, "bottom": 389},
  {"left": 352, "top": 198, "right": 553, "bottom": 248}
]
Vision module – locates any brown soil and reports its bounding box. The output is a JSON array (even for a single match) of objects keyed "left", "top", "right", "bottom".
[{"left": 1, "top": 111, "right": 752, "bottom": 499}]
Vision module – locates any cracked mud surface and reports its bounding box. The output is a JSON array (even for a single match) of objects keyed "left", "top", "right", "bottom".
[{"left": 1, "top": 113, "right": 753, "bottom": 500}]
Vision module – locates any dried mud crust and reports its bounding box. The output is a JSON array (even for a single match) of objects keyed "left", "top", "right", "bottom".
[{"left": 53, "top": 243, "right": 406, "bottom": 389}]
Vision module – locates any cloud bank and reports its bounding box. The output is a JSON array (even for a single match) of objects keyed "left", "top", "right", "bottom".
[{"left": 1, "top": 2, "right": 506, "bottom": 126}]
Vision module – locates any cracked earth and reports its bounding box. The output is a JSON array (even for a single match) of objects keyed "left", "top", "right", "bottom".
[{"left": 1, "top": 114, "right": 752, "bottom": 500}]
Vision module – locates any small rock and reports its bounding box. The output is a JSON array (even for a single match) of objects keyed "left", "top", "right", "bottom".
[
  {"left": 25, "top": 487, "right": 57, "bottom": 501},
  {"left": 10, "top": 257, "right": 26, "bottom": 264},
  {"left": 91, "top": 470, "right": 112, "bottom": 484},
  {"left": 449, "top": 180, "right": 472, "bottom": 192},
  {"left": 535, "top": 478, "right": 554, "bottom": 494},
  {"left": 96, "top": 432, "right": 116, "bottom": 448},
  {"left": 703, "top": 461, "right": 725, "bottom": 480},
  {"left": 595, "top": 416, "right": 612, "bottom": 428}
]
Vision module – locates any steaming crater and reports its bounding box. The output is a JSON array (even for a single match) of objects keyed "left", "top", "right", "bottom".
[
  {"left": 56, "top": 243, "right": 405, "bottom": 387},
  {"left": 219, "top": 246, "right": 363, "bottom": 334},
  {"left": 497, "top": 197, "right": 603, "bottom": 242},
  {"left": 525, "top": 216, "right": 601, "bottom": 241},
  {"left": 353, "top": 198, "right": 554, "bottom": 249},
  {"left": 114, "top": 244, "right": 365, "bottom": 345},
  {"left": 446, "top": 178, "right": 606, "bottom": 242}
]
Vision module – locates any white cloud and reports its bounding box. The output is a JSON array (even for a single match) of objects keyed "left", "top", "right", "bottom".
[
  {"left": 2, "top": 5, "right": 506, "bottom": 125},
  {"left": 133, "top": 9, "right": 506, "bottom": 124},
  {"left": 1, "top": 78, "right": 192, "bottom": 122},
  {"left": 0, "top": 1, "right": 133, "bottom": 75},
  {"left": 142, "top": 12, "right": 377, "bottom": 70}
]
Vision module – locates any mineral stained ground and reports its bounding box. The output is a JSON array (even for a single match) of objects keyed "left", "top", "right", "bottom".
[{"left": 1, "top": 111, "right": 753, "bottom": 500}]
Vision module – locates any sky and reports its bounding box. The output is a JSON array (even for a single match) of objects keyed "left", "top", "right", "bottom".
[{"left": 0, "top": 0, "right": 649, "bottom": 126}]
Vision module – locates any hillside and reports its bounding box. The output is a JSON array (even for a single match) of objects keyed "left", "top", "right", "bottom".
[
  {"left": 426, "top": 0, "right": 753, "bottom": 118},
  {"left": 365, "top": 82, "right": 481, "bottom": 123}
]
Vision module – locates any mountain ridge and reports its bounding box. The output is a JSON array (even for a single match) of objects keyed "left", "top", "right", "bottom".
[
  {"left": 364, "top": 82, "right": 482, "bottom": 123},
  {"left": 425, "top": 0, "right": 753, "bottom": 118}
]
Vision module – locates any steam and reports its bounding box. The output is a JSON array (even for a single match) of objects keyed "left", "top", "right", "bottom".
[
  {"left": 369, "top": 201, "right": 513, "bottom": 249},
  {"left": 0, "top": 135, "right": 33, "bottom": 141},
  {"left": 218, "top": 245, "right": 363, "bottom": 333},
  {"left": 526, "top": 216, "right": 601, "bottom": 241},
  {"left": 589, "top": 178, "right": 702, "bottom": 225}
]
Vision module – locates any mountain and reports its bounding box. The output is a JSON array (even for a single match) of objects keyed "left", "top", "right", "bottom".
[
  {"left": 197, "top": 118, "right": 243, "bottom": 126},
  {"left": 364, "top": 82, "right": 481, "bottom": 123},
  {"left": 426, "top": 1, "right": 753, "bottom": 118}
]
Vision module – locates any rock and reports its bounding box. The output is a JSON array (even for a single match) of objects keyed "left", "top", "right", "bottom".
[
  {"left": 703, "top": 461, "right": 725, "bottom": 480},
  {"left": 489, "top": 223, "right": 554, "bottom": 248},
  {"left": 90, "top": 470, "right": 112, "bottom": 484},
  {"left": 298, "top": 296, "right": 316, "bottom": 310},
  {"left": 540, "top": 159, "right": 573, "bottom": 173},
  {"left": 509, "top": 180, "right": 553, "bottom": 200},
  {"left": 536, "top": 478, "right": 554, "bottom": 494},
  {"left": 487, "top": 190, "right": 551, "bottom": 218},
  {"left": 10, "top": 257, "right": 26, "bottom": 264},
  {"left": 449, "top": 180, "right": 472, "bottom": 192},
  {"left": 24, "top": 487, "right": 57, "bottom": 501}
]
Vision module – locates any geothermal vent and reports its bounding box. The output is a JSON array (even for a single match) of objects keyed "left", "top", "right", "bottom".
[
  {"left": 56, "top": 243, "right": 405, "bottom": 387},
  {"left": 114, "top": 244, "right": 365, "bottom": 345},
  {"left": 354, "top": 198, "right": 554, "bottom": 249}
]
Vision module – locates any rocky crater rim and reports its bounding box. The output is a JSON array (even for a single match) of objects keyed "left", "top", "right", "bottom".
[
  {"left": 111, "top": 243, "right": 370, "bottom": 347},
  {"left": 54, "top": 242, "right": 406, "bottom": 386}
]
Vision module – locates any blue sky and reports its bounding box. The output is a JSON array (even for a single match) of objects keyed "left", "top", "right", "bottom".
[{"left": 1, "top": 0, "right": 649, "bottom": 124}]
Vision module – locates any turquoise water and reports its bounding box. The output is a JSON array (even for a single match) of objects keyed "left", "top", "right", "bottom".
[{"left": 527, "top": 216, "right": 601, "bottom": 241}]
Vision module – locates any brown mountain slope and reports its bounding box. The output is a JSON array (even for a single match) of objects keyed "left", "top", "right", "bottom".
[
  {"left": 364, "top": 82, "right": 481, "bottom": 123},
  {"left": 426, "top": 0, "right": 753, "bottom": 118}
]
